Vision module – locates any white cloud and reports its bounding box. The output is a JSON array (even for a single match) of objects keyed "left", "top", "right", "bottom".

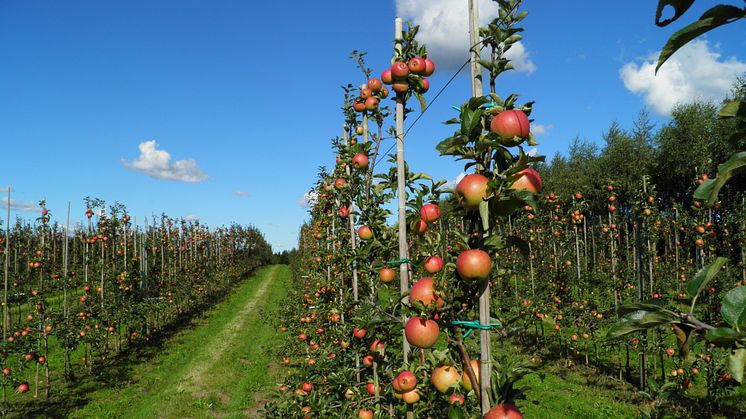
[
  {"left": 0, "top": 197, "right": 39, "bottom": 212},
  {"left": 532, "top": 124, "right": 552, "bottom": 136},
  {"left": 123, "top": 140, "right": 208, "bottom": 183},
  {"left": 620, "top": 40, "right": 746, "bottom": 115},
  {"left": 396, "top": 0, "right": 535, "bottom": 73},
  {"left": 298, "top": 191, "right": 318, "bottom": 208},
  {"left": 184, "top": 214, "right": 199, "bottom": 221},
  {"left": 232, "top": 190, "right": 249, "bottom": 197},
  {"left": 527, "top": 147, "right": 538, "bottom": 157},
  {"left": 444, "top": 172, "right": 467, "bottom": 191}
]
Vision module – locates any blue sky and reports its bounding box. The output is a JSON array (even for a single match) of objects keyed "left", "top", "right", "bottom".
[{"left": 1, "top": 1, "right": 744, "bottom": 252}]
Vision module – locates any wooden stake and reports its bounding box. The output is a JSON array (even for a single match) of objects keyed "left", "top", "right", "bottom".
[{"left": 394, "top": 17, "right": 411, "bottom": 364}]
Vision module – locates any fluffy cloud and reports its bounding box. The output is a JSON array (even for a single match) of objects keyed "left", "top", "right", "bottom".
[
  {"left": 123, "top": 140, "right": 208, "bottom": 183},
  {"left": 531, "top": 124, "right": 551, "bottom": 136},
  {"left": 395, "top": 0, "right": 535, "bottom": 73},
  {"left": 232, "top": 190, "right": 249, "bottom": 197},
  {"left": 184, "top": 214, "right": 199, "bottom": 221},
  {"left": 298, "top": 191, "right": 318, "bottom": 208},
  {"left": 0, "top": 196, "right": 39, "bottom": 212},
  {"left": 620, "top": 40, "right": 746, "bottom": 115}
]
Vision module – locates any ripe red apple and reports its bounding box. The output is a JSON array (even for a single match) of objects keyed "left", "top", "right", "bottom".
[
  {"left": 379, "top": 267, "right": 396, "bottom": 283},
  {"left": 432, "top": 364, "right": 461, "bottom": 393},
  {"left": 2, "top": 367, "right": 10, "bottom": 376},
  {"left": 461, "top": 359, "right": 480, "bottom": 391},
  {"left": 358, "top": 409, "right": 374, "bottom": 419},
  {"left": 490, "top": 110, "right": 530, "bottom": 139},
  {"left": 424, "top": 256, "right": 444, "bottom": 274},
  {"left": 368, "top": 78, "right": 382, "bottom": 92},
  {"left": 338, "top": 207, "right": 350, "bottom": 218},
  {"left": 352, "top": 100, "right": 366, "bottom": 112},
  {"left": 380, "top": 86, "right": 389, "bottom": 98},
  {"left": 364, "top": 96, "right": 379, "bottom": 111},
  {"left": 484, "top": 404, "right": 523, "bottom": 419},
  {"left": 449, "top": 393, "right": 465, "bottom": 405},
  {"left": 334, "top": 178, "right": 348, "bottom": 189},
  {"left": 360, "top": 88, "right": 372, "bottom": 99},
  {"left": 396, "top": 370, "right": 417, "bottom": 392},
  {"left": 301, "top": 382, "right": 313, "bottom": 393},
  {"left": 423, "top": 58, "right": 435, "bottom": 76},
  {"left": 456, "top": 174, "right": 489, "bottom": 209},
  {"left": 381, "top": 69, "right": 393, "bottom": 84},
  {"left": 17, "top": 383, "right": 29, "bottom": 393},
  {"left": 369, "top": 339, "right": 386, "bottom": 354},
  {"left": 414, "top": 219, "right": 428, "bottom": 234},
  {"left": 420, "top": 203, "right": 441, "bottom": 223},
  {"left": 391, "top": 61, "right": 409, "bottom": 80},
  {"left": 511, "top": 168, "right": 542, "bottom": 194},
  {"left": 352, "top": 153, "right": 369, "bottom": 169},
  {"left": 408, "top": 57, "right": 426, "bottom": 74},
  {"left": 405, "top": 316, "right": 440, "bottom": 348},
  {"left": 353, "top": 326, "right": 367, "bottom": 339},
  {"left": 392, "top": 81, "right": 409, "bottom": 94},
  {"left": 456, "top": 249, "right": 491, "bottom": 281},
  {"left": 401, "top": 389, "right": 420, "bottom": 404},
  {"left": 366, "top": 382, "right": 379, "bottom": 395},
  {"left": 414, "top": 78, "right": 429, "bottom": 93},
  {"left": 358, "top": 226, "right": 373, "bottom": 240},
  {"left": 410, "top": 277, "right": 443, "bottom": 308}
]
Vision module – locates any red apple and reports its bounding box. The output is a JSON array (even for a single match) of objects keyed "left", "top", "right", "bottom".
[
  {"left": 461, "top": 359, "right": 480, "bottom": 391},
  {"left": 338, "top": 207, "right": 350, "bottom": 218},
  {"left": 449, "top": 393, "right": 465, "bottom": 405},
  {"left": 456, "top": 174, "right": 489, "bottom": 209},
  {"left": 405, "top": 316, "right": 439, "bottom": 348},
  {"left": 408, "top": 57, "right": 426, "bottom": 74},
  {"left": 414, "top": 78, "right": 429, "bottom": 93},
  {"left": 395, "top": 370, "right": 417, "bottom": 392},
  {"left": 391, "top": 61, "right": 409, "bottom": 80},
  {"left": 484, "top": 404, "right": 523, "bottom": 419},
  {"left": 17, "top": 383, "right": 29, "bottom": 393},
  {"left": 360, "top": 88, "right": 372, "bottom": 99},
  {"left": 414, "top": 219, "right": 428, "bottom": 234},
  {"left": 352, "top": 153, "right": 369, "bottom": 169},
  {"left": 301, "top": 382, "right": 313, "bottom": 393},
  {"left": 456, "top": 249, "right": 491, "bottom": 281},
  {"left": 490, "top": 110, "right": 530, "bottom": 139},
  {"left": 511, "top": 168, "right": 542, "bottom": 194},
  {"left": 420, "top": 203, "right": 441, "bottom": 223},
  {"left": 353, "top": 100, "right": 366, "bottom": 112},
  {"left": 392, "top": 81, "right": 409, "bottom": 94},
  {"left": 381, "top": 69, "right": 393, "bottom": 84},
  {"left": 334, "top": 178, "right": 348, "bottom": 189},
  {"left": 358, "top": 409, "right": 374, "bottom": 419},
  {"left": 353, "top": 326, "right": 366, "bottom": 339},
  {"left": 358, "top": 226, "right": 373, "bottom": 240},
  {"left": 423, "top": 58, "right": 435, "bottom": 76},
  {"left": 431, "top": 364, "right": 461, "bottom": 393},
  {"left": 410, "top": 277, "right": 443, "bottom": 308},
  {"left": 379, "top": 267, "right": 396, "bottom": 283},
  {"left": 364, "top": 96, "right": 379, "bottom": 111},
  {"left": 368, "top": 78, "right": 382, "bottom": 92},
  {"left": 424, "top": 256, "right": 444, "bottom": 274},
  {"left": 401, "top": 389, "right": 420, "bottom": 404}
]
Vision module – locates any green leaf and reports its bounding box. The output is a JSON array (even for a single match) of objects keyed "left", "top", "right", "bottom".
[
  {"left": 479, "top": 200, "right": 490, "bottom": 231},
  {"left": 461, "top": 108, "right": 484, "bottom": 136},
  {"left": 719, "top": 99, "right": 746, "bottom": 118},
  {"left": 414, "top": 91, "right": 427, "bottom": 113},
  {"left": 448, "top": 404, "right": 465, "bottom": 419},
  {"left": 694, "top": 152, "right": 746, "bottom": 205},
  {"left": 606, "top": 310, "right": 676, "bottom": 339},
  {"left": 706, "top": 327, "right": 746, "bottom": 345},
  {"left": 484, "top": 234, "right": 506, "bottom": 251},
  {"left": 687, "top": 257, "right": 728, "bottom": 303},
  {"left": 722, "top": 285, "right": 746, "bottom": 330},
  {"left": 729, "top": 348, "right": 746, "bottom": 384},
  {"left": 656, "top": 5, "right": 746, "bottom": 73},
  {"left": 655, "top": 0, "right": 696, "bottom": 26},
  {"left": 672, "top": 323, "right": 694, "bottom": 358},
  {"left": 617, "top": 301, "right": 666, "bottom": 316}
]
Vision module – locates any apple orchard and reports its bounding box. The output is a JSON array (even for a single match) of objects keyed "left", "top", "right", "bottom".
[{"left": 263, "top": 2, "right": 746, "bottom": 419}]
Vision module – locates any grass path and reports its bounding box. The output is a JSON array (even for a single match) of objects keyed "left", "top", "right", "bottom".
[{"left": 68, "top": 265, "right": 289, "bottom": 419}]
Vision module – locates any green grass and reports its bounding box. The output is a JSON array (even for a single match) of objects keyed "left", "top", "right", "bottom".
[{"left": 62, "top": 264, "right": 290, "bottom": 418}]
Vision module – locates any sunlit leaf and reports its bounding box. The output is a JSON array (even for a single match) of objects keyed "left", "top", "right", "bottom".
[
  {"left": 729, "top": 348, "right": 746, "bottom": 383},
  {"left": 687, "top": 257, "right": 728, "bottom": 302},
  {"left": 656, "top": 5, "right": 745, "bottom": 73},
  {"left": 722, "top": 285, "right": 746, "bottom": 330}
]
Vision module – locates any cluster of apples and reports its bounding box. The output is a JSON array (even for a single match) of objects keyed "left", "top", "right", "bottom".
[
  {"left": 414, "top": 202, "right": 441, "bottom": 234},
  {"left": 352, "top": 77, "right": 388, "bottom": 113},
  {"left": 380, "top": 57, "right": 435, "bottom": 95}
]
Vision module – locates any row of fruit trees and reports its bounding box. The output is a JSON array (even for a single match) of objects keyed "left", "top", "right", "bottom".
[
  {"left": 266, "top": 1, "right": 745, "bottom": 418},
  {"left": 0, "top": 196, "right": 272, "bottom": 413}
]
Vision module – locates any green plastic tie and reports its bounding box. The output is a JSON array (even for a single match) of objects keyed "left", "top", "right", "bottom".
[
  {"left": 450, "top": 320, "right": 502, "bottom": 338},
  {"left": 385, "top": 258, "right": 418, "bottom": 268}
]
